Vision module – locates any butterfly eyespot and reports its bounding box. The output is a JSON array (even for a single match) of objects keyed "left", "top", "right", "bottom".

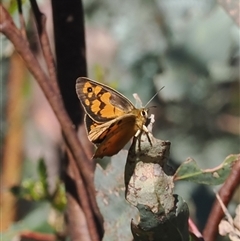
[{"left": 87, "top": 87, "right": 93, "bottom": 93}]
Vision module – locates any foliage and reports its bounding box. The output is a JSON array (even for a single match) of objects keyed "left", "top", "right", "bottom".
[
  {"left": 174, "top": 154, "right": 239, "bottom": 185},
  {"left": 1, "top": 202, "right": 54, "bottom": 241},
  {"left": 11, "top": 158, "right": 66, "bottom": 211},
  {"left": 1, "top": 0, "right": 239, "bottom": 240},
  {"left": 84, "top": 1, "right": 239, "bottom": 236},
  {"left": 2, "top": 159, "right": 66, "bottom": 240}
]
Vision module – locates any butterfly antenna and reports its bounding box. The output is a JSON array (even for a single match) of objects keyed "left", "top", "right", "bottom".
[
  {"left": 148, "top": 105, "right": 157, "bottom": 109},
  {"left": 144, "top": 86, "right": 165, "bottom": 108}
]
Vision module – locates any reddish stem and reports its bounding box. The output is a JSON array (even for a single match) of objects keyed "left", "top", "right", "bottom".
[
  {"left": 203, "top": 156, "right": 240, "bottom": 241},
  {"left": 0, "top": 4, "right": 103, "bottom": 236}
]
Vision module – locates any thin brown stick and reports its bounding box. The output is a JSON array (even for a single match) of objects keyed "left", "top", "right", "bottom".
[
  {"left": 188, "top": 218, "right": 204, "bottom": 240},
  {"left": 0, "top": 5, "right": 102, "bottom": 228},
  {"left": 30, "top": 0, "right": 60, "bottom": 97},
  {"left": 20, "top": 231, "right": 56, "bottom": 241},
  {"left": 203, "top": 156, "right": 240, "bottom": 241},
  {"left": 16, "top": 0, "right": 27, "bottom": 39},
  {"left": 29, "top": 0, "right": 103, "bottom": 237},
  {"left": 66, "top": 193, "right": 92, "bottom": 241},
  {"left": 0, "top": 4, "right": 91, "bottom": 176},
  {"left": 30, "top": 1, "right": 103, "bottom": 236},
  {"left": 67, "top": 148, "right": 100, "bottom": 241}
]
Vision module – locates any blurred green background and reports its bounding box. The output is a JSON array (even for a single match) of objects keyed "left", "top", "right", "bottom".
[
  {"left": 1, "top": 0, "right": 239, "bottom": 240},
  {"left": 83, "top": 0, "right": 239, "bottom": 231}
]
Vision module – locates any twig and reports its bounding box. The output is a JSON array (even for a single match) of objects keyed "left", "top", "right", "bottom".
[
  {"left": 203, "top": 156, "right": 240, "bottom": 241},
  {"left": 188, "top": 218, "right": 204, "bottom": 240},
  {"left": 16, "top": 0, "right": 27, "bottom": 39},
  {"left": 0, "top": 4, "right": 101, "bottom": 228},
  {"left": 30, "top": 0, "right": 60, "bottom": 96},
  {"left": 67, "top": 148, "right": 101, "bottom": 241},
  {"left": 20, "top": 231, "right": 56, "bottom": 241},
  {"left": 29, "top": 1, "right": 103, "bottom": 235},
  {"left": 0, "top": 3, "right": 91, "bottom": 187},
  {"left": 216, "top": 193, "right": 234, "bottom": 226}
]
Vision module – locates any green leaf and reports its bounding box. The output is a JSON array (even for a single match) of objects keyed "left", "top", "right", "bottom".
[
  {"left": 174, "top": 154, "right": 239, "bottom": 185},
  {"left": 51, "top": 181, "right": 67, "bottom": 212},
  {"left": 12, "top": 158, "right": 50, "bottom": 201},
  {"left": 37, "top": 158, "right": 49, "bottom": 196},
  {"left": 11, "top": 179, "right": 46, "bottom": 201}
]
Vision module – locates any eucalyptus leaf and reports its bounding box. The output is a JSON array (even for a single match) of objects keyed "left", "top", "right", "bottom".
[{"left": 174, "top": 154, "right": 239, "bottom": 185}]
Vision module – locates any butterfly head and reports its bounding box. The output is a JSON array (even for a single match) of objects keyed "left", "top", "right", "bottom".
[
  {"left": 133, "top": 108, "right": 149, "bottom": 129},
  {"left": 140, "top": 109, "right": 148, "bottom": 118}
]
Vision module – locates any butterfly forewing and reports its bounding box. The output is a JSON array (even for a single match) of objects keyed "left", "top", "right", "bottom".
[{"left": 76, "top": 77, "right": 134, "bottom": 123}]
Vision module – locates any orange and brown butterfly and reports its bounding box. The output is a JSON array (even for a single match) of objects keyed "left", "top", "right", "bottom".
[{"left": 76, "top": 77, "right": 149, "bottom": 159}]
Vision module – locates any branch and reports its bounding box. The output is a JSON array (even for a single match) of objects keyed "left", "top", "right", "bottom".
[
  {"left": 29, "top": 0, "right": 60, "bottom": 96},
  {"left": 16, "top": 0, "right": 27, "bottom": 39},
  {"left": 0, "top": 3, "right": 91, "bottom": 185},
  {"left": 188, "top": 218, "right": 204, "bottom": 241},
  {"left": 20, "top": 231, "right": 56, "bottom": 241},
  {"left": 203, "top": 156, "right": 240, "bottom": 241},
  {"left": 66, "top": 147, "right": 100, "bottom": 241},
  {"left": 29, "top": 1, "right": 103, "bottom": 236},
  {"left": 0, "top": 4, "right": 103, "bottom": 235}
]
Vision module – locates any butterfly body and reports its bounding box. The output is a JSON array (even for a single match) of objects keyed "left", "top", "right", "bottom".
[{"left": 76, "top": 77, "right": 148, "bottom": 158}]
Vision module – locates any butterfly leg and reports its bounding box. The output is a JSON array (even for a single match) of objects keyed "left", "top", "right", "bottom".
[
  {"left": 135, "top": 125, "right": 152, "bottom": 149},
  {"left": 146, "top": 131, "right": 152, "bottom": 146},
  {"left": 135, "top": 125, "right": 149, "bottom": 137},
  {"left": 143, "top": 124, "right": 152, "bottom": 146},
  {"left": 135, "top": 129, "right": 141, "bottom": 137},
  {"left": 135, "top": 130, "right": 152, "bottom": 153},
  {"left": 143, "top": 125, "right": 149, "bottom": 133}
]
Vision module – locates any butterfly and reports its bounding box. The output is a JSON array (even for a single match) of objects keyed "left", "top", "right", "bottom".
[{"left": 76, "top": 77, "right": 150, "bottom": 159}]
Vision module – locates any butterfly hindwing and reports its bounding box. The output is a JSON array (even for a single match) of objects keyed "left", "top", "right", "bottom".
[
  {"left": 84, "top": 114, "right": 112, "bottom": 144},
  {"left": 92, "top": 114, "right": 138, "bottom": 158}
]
